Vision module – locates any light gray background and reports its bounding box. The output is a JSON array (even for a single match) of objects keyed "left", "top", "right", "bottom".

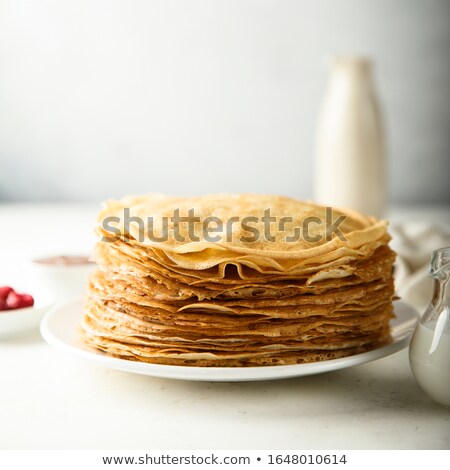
[{"left": 0, "top": 0, "right": 449, "bottom": 204}]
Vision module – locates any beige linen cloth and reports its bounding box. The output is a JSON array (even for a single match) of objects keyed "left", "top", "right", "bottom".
[{"left": 390, "top": 222, "right": 450, "bottom": 313}]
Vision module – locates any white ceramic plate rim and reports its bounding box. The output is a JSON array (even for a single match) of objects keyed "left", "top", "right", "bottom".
[{"left": 40, "top": 300, "right": 419, "bottom": 382}]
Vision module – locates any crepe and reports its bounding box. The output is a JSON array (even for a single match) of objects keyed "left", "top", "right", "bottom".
[{"left": 80, "top": 193, "right": 396, "bottom": 367}]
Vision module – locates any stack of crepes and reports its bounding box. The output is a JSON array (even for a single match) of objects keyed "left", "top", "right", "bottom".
[{"left": 80, "top": 194, "right": 396, "bottom": 367}]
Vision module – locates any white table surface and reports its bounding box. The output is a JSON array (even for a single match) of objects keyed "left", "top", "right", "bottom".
[{"left": 1, "top": 203, "right": 450, "bottom": 450}]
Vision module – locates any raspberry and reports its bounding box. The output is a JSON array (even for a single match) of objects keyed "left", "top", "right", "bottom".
[
  {"left": 1, "top": 288, "right": 35, "bottom": 310},
  {"left": 5, "top": 291, "right": 22, "bottom": 309},
  {"left": 19, "top": 294, "right": 34, "bottom": 308},
  {"left": 0, "top": 286, "right": 14, "bottom": 301}
]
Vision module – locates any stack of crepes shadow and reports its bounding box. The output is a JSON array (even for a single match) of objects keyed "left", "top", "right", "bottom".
[{"left": 80, "top": 194, "right": 396, "bottom": 367}]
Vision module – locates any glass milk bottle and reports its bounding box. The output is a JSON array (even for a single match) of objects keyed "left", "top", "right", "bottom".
[
  {"left": 409, "top": 247, "right": 450, "bottom": 408},
  {"left": 315, "top": 57, "right": 386, "bottom": 218}
]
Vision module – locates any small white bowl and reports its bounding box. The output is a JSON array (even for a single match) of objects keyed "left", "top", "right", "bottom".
[
  {"left": 30, "top": 256, "right": 95, "bottom": 304},
  {"left": 0, "top": 297, "right": 54, "bottom": 339}
]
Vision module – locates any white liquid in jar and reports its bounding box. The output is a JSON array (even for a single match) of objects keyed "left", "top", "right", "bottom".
[
  {"left": 315, "top": 58, "right": 386, "bottom": 218},
  {"left": 409, "top": 317, "right": 450, "bottom": 407}
]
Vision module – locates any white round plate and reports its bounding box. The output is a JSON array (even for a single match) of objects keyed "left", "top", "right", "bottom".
[{"left": 41, "top": 300, "right": 419, "bottom": 382}]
